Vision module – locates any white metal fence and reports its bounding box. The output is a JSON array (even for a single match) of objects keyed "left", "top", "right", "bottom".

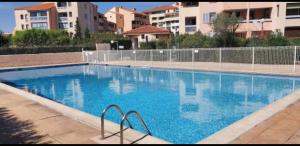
[{"left": 82, "top": 46, "right": 300, "bottom": 72}]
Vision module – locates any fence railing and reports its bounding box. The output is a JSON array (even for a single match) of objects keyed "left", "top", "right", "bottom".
[{"left": 82, "top": 46, "right": 300, "bottom": 72}]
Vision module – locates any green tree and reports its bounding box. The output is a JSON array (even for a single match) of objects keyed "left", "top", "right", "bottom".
[
  {"left": 84, "top": 28, "right": 90, "bottom": 38},
  {"left": 211, "top": 12, "right": 241, "bottom": 47},
  {"left": 0, "top": 30, "right": 3, "bottom": 47},
  {"left": 74, "top": 17, "right": 82, "bottom": 39}
]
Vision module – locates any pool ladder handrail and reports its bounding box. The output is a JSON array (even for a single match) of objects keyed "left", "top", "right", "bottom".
[
  {"left": 101, "top": 104, "right": 133, "bottom": 139},
  {"left": 120, "top": 111, "right": 152, "bottom": 144}
]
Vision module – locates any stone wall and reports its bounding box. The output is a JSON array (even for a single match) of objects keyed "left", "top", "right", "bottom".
[{"left": 0, "top": 52, "right": 83, "bottom": 68}]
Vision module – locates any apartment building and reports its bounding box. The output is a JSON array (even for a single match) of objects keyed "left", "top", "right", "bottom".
[
  {"left": 143, "top": 3, "right": 180, "bottom": 35},
  {"left": 14, "top": 2, "right": 116, "bottom": 37},
  {"left": 104, "top": 7, "right": 149, "bottom": 33},
  {"left": 97, "top": 13, "right": 116, "bottom": 32},
  {"left": 179, "top": 2, "right": 300, "bottom": 38}
]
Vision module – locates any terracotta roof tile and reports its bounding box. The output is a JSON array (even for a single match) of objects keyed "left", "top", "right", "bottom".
[
  {"left": 143, "top": 5, "right": 177, "bottom": 13},
  {"left": 123, "top": 25, "right": 171, "bottom": 35},
  {"left": 15, "top": 3, "right": 55, "bottom": 11}
]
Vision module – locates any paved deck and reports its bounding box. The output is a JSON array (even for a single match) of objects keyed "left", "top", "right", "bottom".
[
  {"left": 99, "top": 61, "right": 300, "bottom": 76},
  {"left": 232, "top": 100, "right": 300, "bottom": 144},
  {"left": 0, "top": 88, "right": 141, "bottom": 144}
]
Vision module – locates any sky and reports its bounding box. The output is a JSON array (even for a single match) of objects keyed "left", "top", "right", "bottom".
[{"left": 0, "top": 2, "right": 173, "bottom": 33}]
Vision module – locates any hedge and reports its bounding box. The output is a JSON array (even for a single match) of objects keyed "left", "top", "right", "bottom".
[{"left": 0, "top": 46, "right": 95, "bottom": 55}]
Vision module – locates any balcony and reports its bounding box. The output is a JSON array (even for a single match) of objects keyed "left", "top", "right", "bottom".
[
  {"left": 58, "top": 17, "right": 68, "bottom": 22},
  {"left": 30, "top": 16, "right": 48, "bottom": 21},
  {"left": 185, "top": 25, "right": 197, "bottom": 32}
]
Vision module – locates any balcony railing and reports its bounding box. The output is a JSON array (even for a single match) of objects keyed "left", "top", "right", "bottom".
[
  {"left": 57, "top": 6, "right": 67, "bottom": 9},
  {"left": 58, "top": 17, "right": 68, "bottom": 22},
  {"left": 30, "top": 16, "right": 48, "bottom": 21},
  {"left": 185, "top": 25, "right": 197, "bottom": 32},
  {"left": 286, "top": 15, "right": 300, "bottom": 19}
]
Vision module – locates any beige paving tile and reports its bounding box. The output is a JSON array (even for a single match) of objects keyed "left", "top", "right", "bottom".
[
  {"left": 51, "top": 131, "right": 97, "bottom": 144},
  {"left": 285, "top": 135, "right": 300, "bottom": 144}
]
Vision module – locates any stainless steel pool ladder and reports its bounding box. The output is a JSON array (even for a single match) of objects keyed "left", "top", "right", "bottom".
[
  {"left": 101, "top": 104, "right": 132, "bottom": 139},
  {"left": 100, "top": 104, "right": 152, "bottom": 144},
  {"left": 120, "top": 111, "right": 152, "bottom": 144}
]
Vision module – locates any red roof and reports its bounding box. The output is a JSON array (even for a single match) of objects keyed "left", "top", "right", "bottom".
[
  {"left": 143, "top": 5, "right": 177, "bottom": 13},
  {"left": 123, "top": 25, "right": 171, "bottom": 35},
  {"left": 15, "top": 3, "right": 55, "bottom": 11}
]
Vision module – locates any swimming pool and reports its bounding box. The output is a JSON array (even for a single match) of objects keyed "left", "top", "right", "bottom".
[{"left": 0, "top": 64, "right": 299, "bottom": 144}]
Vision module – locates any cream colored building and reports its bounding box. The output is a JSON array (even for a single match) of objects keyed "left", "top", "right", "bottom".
[
  {"left": 179, "top": 2, "right": 300, "bottom": 38},
  {"left": 143, "top": 3, "right": 180, "bottom": 35},
  {"left": 14, "top": 2, "right": 115, "bottom": 37},
  {"left": 123, "top": 25, "right": 171, "bottom": 49},
  {"left": 104, "top": 7, "right": 149, "bottom": 34}
]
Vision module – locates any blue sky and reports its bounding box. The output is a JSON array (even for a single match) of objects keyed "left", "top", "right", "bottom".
[{"left": 0, "top": 2, "right": 173, "bottom": 33}]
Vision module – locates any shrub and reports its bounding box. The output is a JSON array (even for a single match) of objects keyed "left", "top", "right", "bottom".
[
  {"left": 264, "top": 32, "right": 290, "bottom": 46},
  {"left": 288, "top": 37, "right": 300, "bottom": 46},
  {"left": 245, "top": 37, "right": 265, "bottom": 47},
  {"left": 0, "top": 46, "right": 95, "bottom": 55},
  {"left": 140, "top": 41, "right": 156, "bottom": 49}
]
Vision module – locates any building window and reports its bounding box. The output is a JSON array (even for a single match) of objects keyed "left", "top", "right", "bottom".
[
  {"left": 20, "top": 14, "right": 24, "bottom": 20},
  {"left": 26, "top": 24, "right": 29, "bottom": 29},
  {"left": 69, "top": 12, "right": 72, "bottom": 17},
  {"left": 57, "top": 2, "right": 67, "bottom": 7},
  {"left": 141, "top": 34, "right": 145, "bottom": 39},
  {"left": 203, "top": 12, "right": 216, "bottom": 24},
  {"left": 250, "top": 10, "right": 255, "bottom": 19},
  {"left": 21, "top": 24, "right": 24, "bottom": 30},
  {"left": 84, "top": 4, "right": 87, "bottom": 9},
  {"left": 156, "top": 34, "right": 159, "bottom": 39},
  {"left": 58, "top": 22, "right": 68, "bottom": 29},
  {"left": 286, "top": 3, "right": 300, "bottom": 18},
  {"left": 182, "top": 2, "right": 199, "bottom": 7},
  {"left": 30, "top": 11, "right": 47, "bottom": 17},
  {"left": 70, "top": 22, "right": 73, "bottom": 28},
  {"left": 84, "top": 14, "right": 88, "bottom": 20},
  {"left": 25, "top": 14, "right": 27, "bottom": 19},
  {"left": 185, "top": 17, "right": 196, "bottom": 25},
  {"left": 69, "top": 32, "right": 73, "bottom": 37},
  {"left": 68, "top": 2, "right": 72, "bottom": 7},
  {"left": 185, "top": 17, "right": 196, "bottom": 32},
  {"left": 31, "top": 22, "right": 48, "bottom": 29},
  {"left": 58, "top": 12, "right": 68, "bottom": 17}
]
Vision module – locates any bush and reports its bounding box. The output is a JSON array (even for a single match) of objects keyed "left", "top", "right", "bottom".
[
  {"left": 140, "top": 41, "right": 156, "bottom": 49},
  {"left": 264, "top": 32, "right": 290, "bottom": 46},
  {"left": 0, "top": 46, "right": 95, "bottom": 55},
  {"left": 12, "top": 29, "right": 71, "bottom": 47},
  {"left": 245, "top": 37, "right": 265, "bottom": 47},
  {"left": 288, "top": 37, "right": 300, "bottom": 46}
]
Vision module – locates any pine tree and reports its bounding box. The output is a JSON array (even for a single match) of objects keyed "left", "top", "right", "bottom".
[{"left": 74, "top": 17, "right": 82, "bottom": 39}]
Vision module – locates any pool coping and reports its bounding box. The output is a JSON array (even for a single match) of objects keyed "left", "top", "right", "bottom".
[{"left": 0, "top": 63, "right": 300, "bottom": 144}]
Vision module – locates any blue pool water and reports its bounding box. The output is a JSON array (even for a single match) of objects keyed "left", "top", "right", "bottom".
[{"left": 0, "top": 64, "right": 300, "bottom": 144}]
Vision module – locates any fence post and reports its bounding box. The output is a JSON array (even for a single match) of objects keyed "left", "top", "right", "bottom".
[
  {"left": 219, "top": 48, "right": 222, "bottom": 65},
  {"left": 121, "top": 50, "right": 123, "bottom": 61},
  {"left": 151, "top": 49, "right": 153, "bottom": 66},
  {"left": 134, "top": 50, "right": 137, "bottom": 65},
  {"left": 169, "top": 49, "right": 172, "bottom": 64},
  {"left": 294, "top": 46, "right": 297, "bottom": 72},
  {"left": 192, "top": 48, "right": 195, "bottom": 67},
  {"left": 96, "top": 50, "right": 99, "bottom": 64},
  {"left": 252, "top": 47, "right": 255, "bottom": 70},
  {"left": 81, "top": 48, "right": 84, "bottom": 62}
]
